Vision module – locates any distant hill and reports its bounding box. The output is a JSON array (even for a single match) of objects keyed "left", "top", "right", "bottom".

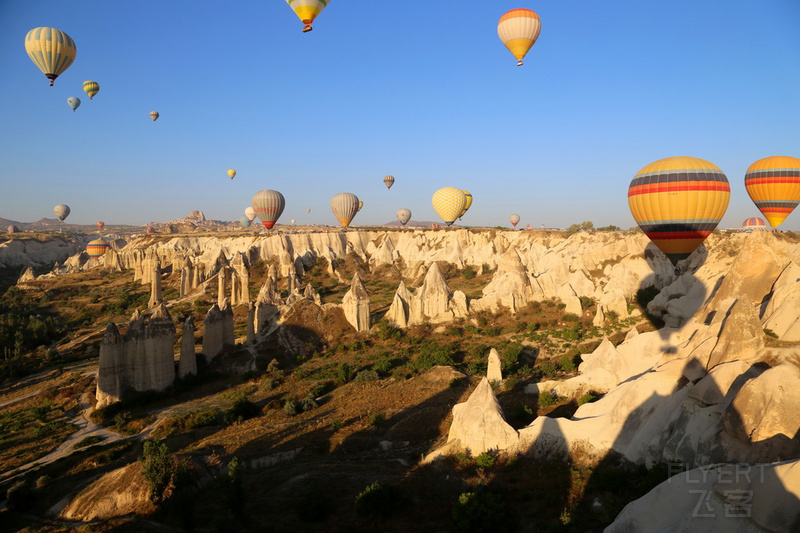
[
  {"left": 385, "top": 220, "right": 443, "bottom": 227},
  {"left": 0, "top": 217, "right": 23, "bottom": 228}
]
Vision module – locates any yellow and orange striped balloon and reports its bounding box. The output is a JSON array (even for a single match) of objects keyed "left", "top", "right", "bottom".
[
  {"left": 744, "top": 156, "right": 800, "bottom": 228},
  {"left": 86, "top": 239, "right": 109, "bottom": 258},
  {"left": 742, "top": 217, "right": 766, "bottom": 229},
  {"left": 286, "top": 0, "right": 329, "bottom": 32},
  {"left": 628, "top": 156, "right": 730, "bottom": 265},
  {"left": 497, "top": 9, "right": 541, "bottom": 66}
]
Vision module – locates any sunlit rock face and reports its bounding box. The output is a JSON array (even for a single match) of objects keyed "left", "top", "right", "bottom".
[
  {"left": 341, "top": 272, "right": 370, "bottom": 332},
  {"left": 95, "top": 305, "right": 176, "bottom": 407}
]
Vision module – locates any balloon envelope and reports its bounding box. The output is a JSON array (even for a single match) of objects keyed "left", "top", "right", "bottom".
[
  {"left": 97, "top": 221, "right": 105, "bottom": 230},
  {"left": 53, "top": 204, "right": 70, "bottom": 221},
  {"left": 628, "top": 156, "right": 730, "bottom": 265},
  {"left": 252, "top": 189, "right": 286, "bottom": 229},
  {"left": 149, "top": 111, "right": 159, "bottom": 122},
  {"left": 330, "top": 192, "right": 360, "bottom": 227},
  {"left": 25, "top": 27, "right": 76, "bottom": 86},
  {"left": 498, "top": 9, "right": 541, "bottom": 66},
  {"left": 432, "top": 187, "right": 467, "bottom": 226},
  {"left": 239, "top": 216, "right": 251, "bottom": 227},
  {"left": 286, "top": 0, "right": 329, "bottom": 32},
  {"left": 744, "top": 155, "right": 800, "bottom": 228},
  {"left": 244, "top": 206, "right": 256, "bottom": 221},
  {"left": 83, "top": 80, "right": 99, "bottom": 99},
  {"left": 228, "top": 169, "right": 236, "bottom": 180},
  {"left": 459, "top": 191, "right": 473, "bottom": 218},
  {"left": 509, "top": 214, "right": 520, "bottom": 227},
  {"left": 383, "top": 175, "right": 395, "bottom": 189},
  {"left": 396, "top": 208, "right": 411, "bottom": 225},
  {"left": 742, "top": 217, "right": 766, "bottom": 229},
  {"left": 86, "top": 239, "right": 109, "bottom": 258},
  {"left": 67, "top": 96, "right": 80, "bottom": 111}
]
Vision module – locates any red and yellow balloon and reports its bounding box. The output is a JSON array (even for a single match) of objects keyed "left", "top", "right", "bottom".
[{"left": 744, "top": 156, "right": 800, "bottom": 228}]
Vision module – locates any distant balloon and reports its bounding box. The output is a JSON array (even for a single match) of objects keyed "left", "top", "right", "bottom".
[
  {"left": 149, "top": 111, "right": 159, "bottom": 122},
  {"left": 459, "top": 191, "right": 473, "bottom": 218},
  {"left": 307, "top": 208, "right": 311, "bottom": 214},
  {"left": 228, "top": 169, "right": 236, "bottom": 180},
  {"left": 383, "top": 175, "right": 395, "bottom": 189},
  {"left": 744, "top": 155, "right": 800, "bottom": 228},
  {"left": 396, "top": 208, "right": 411, "bottom": 226},
  {"left": 239, "top": 216, "right": 251, "bottom": 228},
  {"left": 330, "top": 192, "right": 360, "bottom": 227},
  {"left": 432, "top": 187, "right": 467, "bottom": 226},
  {"left": 286, "top": 0, "right": 330, "bottom": 32},
  {"left": 628, "top": 156, "right": 730, "bottom": 265},
  {"left": 742, "top": 217, "right": 766, "bottom": 229},
  {"left": 86, "top": 238, "right": 109, "bottom": 258},
  {"left": 67, "top": 96, "right": 80, "bottom": 111},
  {"left": 244, "top": 206, "right": 256, "bottom": 221},
  {"left": 96, "top": 221, "right": 105, "bottom": 231},
  {"left": 25, "top": 27, "right": 76, "bottom": 86},
  {"left": 53, "top": 204, "right": 70, "bottom": 222},
  {"left": 291, "top": 219, "right": 296, "bottom": 225},
  {"left": 358, "top": 200, "right": 364, "bottom": 212},
  {"left": 498, "top": 9, "right": 541, "bottom": 66},
  {"left": 252, "top": 189, "right": 286, "bottom": 229},
  {"left": 82, "top": 80, "right": 99, "bottom": 99},
  {"left": 509, "top": 214, "right": 520, "bottom": 227}
]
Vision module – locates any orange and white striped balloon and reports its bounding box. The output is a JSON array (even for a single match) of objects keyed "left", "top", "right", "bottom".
[{"left": 498, "top": 9, "right": 541, "bottom": 66}]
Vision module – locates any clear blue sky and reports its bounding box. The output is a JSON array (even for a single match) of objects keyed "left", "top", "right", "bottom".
[{"left": 1, "top": 1, "right": 799, "bottom": 229}]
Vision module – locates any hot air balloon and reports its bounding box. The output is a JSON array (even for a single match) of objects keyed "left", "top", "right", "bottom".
[
  {"left": 432, "top": 187, "right": 467, "bottom": 226},
  {"left": 383, "top": 175, "right": 395, "bottom": 189},
  {"left": 459, "top": 191, "right": 473, "bottom": 218},
  {"left": 307, "top": 208, "right": 311, "bottom": 214},
  {"left": 97, "top": 221, "right": 105, "bottom": 231},
  {"left": 509, "top": 214, "right": 520, "bottom": 227},
  {"left": 742, "top": 217, "right": 767, "bottom": 230},
  {"left": 24, "top": 27, "right": 76, "bottom": 86},
  {"left": 330, "top": 193, "right": 360, "bottom": 227},
  {"left": 67, "top": 96, "right": 80, "bottom": 112},
  {"left": 286, "top": 0, "right": 329, "bottom": 32},
  {"left": 239, "top": 216, "right": 251, "bottom": 228},
  {"left": 244, "top": 206, "right": 256, "bottom": 221},
  {"left": 252, "top": 189, "right": 286, "bottom": 229},
  {"left": 228, "top": 169, "right": 236, "bottom": 180},
  {"left": 744, "top": 156, "right": 800, "bottom": 228},
  {"left": 291, "top": 219, "right": 296, "bottom": 225},
  {"left": 83, "top": 80, "right": 99, "bottom": 99},
  {"left": 628, "top": 156, "right": 730, "bottom": 266},
  {"left": 86, "top": 238, "right": 109, "bottom": 258},
  {"left": 53, "top": 204, "right": 70, "bottom": 222},
  {"left": 358, "top": 200, "right": 364, "bottom": 212},
  {"left": 396, "top": 208, "right": 411, "bottom": 226},
  {"left": 150, "top": 111, "right": 159, "bottom": 122},
  {"left": 498, "top": 9, "right": 541, "bottom": 66}
]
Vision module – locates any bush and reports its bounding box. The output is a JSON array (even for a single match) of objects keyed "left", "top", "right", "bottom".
[
  {"left": 355, "top": 481, "right": 403, "bottom": 519},
  {"left": 452, "top": 490, "right": 513, "bottom": 532},
  {"left": 6, "top": 481, "right": 34, "bottom": 511},
  {"left": 463, "top": 266, "right": 477, "bottom": 280},
  {"left": 226, "top": 395, "right": 261, "bottom": 424},
  {"left": 411, "top": 340, "right": 455, "bottom": 372},
  {"left": 577, "top": 393, "right": 598, "bottom": 406},
  {"left": 354, "top": 369, "right": 379, "bottom": 382},
  {"left": 369, "top": 412, "right": 386, "bottom": 428},
  {"left": 283, "top": 399, "right": 298, "bottom": 416},
  {"left": 299, "top": 395, "right": 318, "bottom": 412},
  {"left": 372, "top": 356, "right": 393, "bottom": 375},
  {"left": 475, "top": 452, "right": 495, "bottom": 470},
  {"left": 140, "top": 439, "right": 172, "bottom": 503},
  {"left": 335, "top": 362, "right": 355, "bottom": 385},
  {"left": 74, "top": 435, "right": 105, "bottom": 449},
  {"left": 538, "top": 390, "right": 559, "bottom": 408}
]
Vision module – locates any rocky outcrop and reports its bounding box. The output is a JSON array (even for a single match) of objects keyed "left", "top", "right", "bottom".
[
  {"left": 60, "top": 463, "right": 157, "bottom": 521},
  {"left": 95, "top": 305, "right": 176, "bottom": 407},
  {"left": 487, "top": 348, "right": 502, "bottom": 384},
  {"left": 342, "top": 272, "right": 370, "bottom": 332},
  {"left": 179, "top": 316, "right": 197, "bottom": 378},
  {"left": 385, "top": 281, "right": 411, "bottom": 328},
  {"left": 202, "top": 301, "right": 235, "bottom": 363},
  {"left": 471, "top": 249, "right": 534, "bottom": 313}
]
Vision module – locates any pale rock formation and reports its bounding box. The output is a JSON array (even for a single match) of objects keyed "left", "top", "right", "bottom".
[
  {"left": 179, "top": 316, "right": 197, "bottom": 378},
  {"left": 96, "top": 322, "right": 125, "bottom": 407},
  {"left": 217, "top": 267, "right": 227, "bottom": 308},
  {"left": 179, "top": 256, "right": 194, "bottom": 297},
  {"left": 60, "top": 463, "right": 156, "bottom": 521},
  {"left": 220, "top": 299, "right": 235, "bottom": 347},
  {"left": 255, "top": 277, "right": 280, "bottom": 336},
  {"left": 302, "top": 283, "right": 322, "bottom": 305},
  {"left": 342, "top": 272, "right": 371, "bottom": 332},
  {"left": 606, "top": 460, "right": 800, "bottom": 533},
  {"left": 145, "top": 304, "right": 176, "bottom": 392},
  {"left": 761, "top": 262, "right": 800, "bottom": 340},
  {"left": 147, "top": 262, "right": 162, "bottom": 308},
  {"left": 202, "top": 304, "right": 224, "bottom": 362},
  {"left": 487, "top": 348, "right": 503, "bottom": 384},
  {"left": 592, "top": 305, "right": 605, "bottom": 326},
  {"left": 426, "top": 378, "right": 519, "bottom": 461},
  {"left": 648, "top": 274, "right": 706, "bottom": 328},
  {"left": 385, "top": 281, "right": 411, "bottom": 327},
  {"left": 17, "top": 265, "right": 36, "bottom": 286},
  {"left": 471, "top": 249, "right": 534, "bottom": 313},
  {"left": 105, "top": 248, "right": 123, "bottom": 272},
  {"left": 231, "top": 252, "right": 250, "bottom": 304},
  {"left": 246, "top": 302, "right": 256, "bottom": 344},
  {"left": 557, "top": 283, "right": 583, "bottom": 316}
]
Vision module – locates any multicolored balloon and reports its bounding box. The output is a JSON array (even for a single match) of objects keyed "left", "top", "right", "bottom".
[
  {"left": 509, "top": 214, "right": 520, "bottom": 227},
  {"left": 286, "top": 0, "right": 329, "bottom": 32},
  {"left": 432, "top": 187, "right": 467, "bottom": 226},
  {"left": 67, "top": 96, "right": 80, "bottom": 112},
  {"left": 744, "top": 156, "right": 800, "bottom": 228},
  {"left": 628, "top": 156, "right": 730, "bottom": 265},
  {"left": 82, "top": 80, "right": 99, "bottom": 99},
  {"left": 53, "top": 204, "right": 70, "bottom": 221},
  {"left": 383, "top": 175, "right": 395, "bottom": 189},
  {"left": 330, "top": 192, "right": 360, "bottom": 227},
  {"left": 742, "top": 217, "right": 766, "bottom": 229},
  {"left": 86, "top": 238, "right": 109, "bottom": 258},
  {"left": 97, "top": 221, "right": 105, "bottom": 231},
  {"left": 252, "top": 189, "right": 286, "bottom": 229},
  {"left": 498, "top": 9, "right": 541, "bottom": 66},
  {"left": 396, "top": 208, "right": 411, "bottom": 225},
  {"left": 244, "top": 206, "right": 256, "bottom": 221},
  {"left": 149, "top": 111, "right": 159, "bottom": 122},
  {"left": 25, "top": 27, "right": 76, "bottom": 86},
  {"left": 228, "top": 169, "right": 236, "bottom": 180},
  {"left": 239, "top": 216, "right": 251, "bottom": 227}
]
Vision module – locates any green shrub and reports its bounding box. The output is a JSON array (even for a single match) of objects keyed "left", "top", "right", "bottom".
[
  {"left": 452, "top": 490, "right": 513, "bottom": 532},
  {"left": 74, "top": 435, "right": 105, "bottom": 449},
  {"left": 355, "top": 481, "right": 403, "bottom": 519},
  {"left": 558, "top": 353, "right": 577, "bottom": 372},
  {"left": 355, "top": 369, "right": 379, "bottom": 382},
  {"left": 335, "top": 362, "right": 355, "bottom": 385},
  {"left": 227, "top": 395, "right": 261, "bottom": 423},
  {"left": 538, "top": 390, "right": 559, "bottom": 407},
  {"left": 140, "top": 439, "right": 172, "bottom": 503},
  {"left": 577, "top": 393, "right": 598, "bottom": 406},
  {"left": 463, "top": 266, "right": 477, "bottom": 280},
  {"left": 331, "top": 418, "right": 343, "bottom": 431},
  {"left": 369, "top": 412, "right": 386, "bottom": 428},
  {"left": 283, "top": 399, "right": 298, "bottom": 416},
  {"left": 185, "top": 408, "right": 220, "bottom": 429},
  {"left": 475, "top": 452, "right": 495, "bottom": 470},
  {"left": 373, "top": 356, "right": 394, "bottom": 375},
  {"left": 299, "top": 395, "right": 318, "bottom": 412}
]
